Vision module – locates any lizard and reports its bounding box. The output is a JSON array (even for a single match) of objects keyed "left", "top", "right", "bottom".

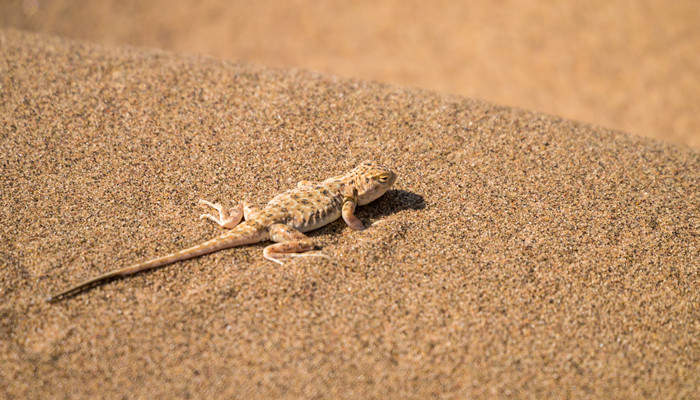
[{"left": 47, "top": 161, "right": 397, "bottom": 301}]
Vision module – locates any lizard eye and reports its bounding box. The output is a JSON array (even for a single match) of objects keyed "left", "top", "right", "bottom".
[{"left": 378, "top": 174, "right": 389, "bottom": 183}]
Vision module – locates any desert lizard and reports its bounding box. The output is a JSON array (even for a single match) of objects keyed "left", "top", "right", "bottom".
[{"left": 47, "top": 161, "right": 397, "bottom": 301}]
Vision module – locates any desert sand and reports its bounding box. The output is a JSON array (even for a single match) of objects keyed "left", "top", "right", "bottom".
[
  {"left": 1, "top": 29, "right": 698, "bottom": 398},
  {"left": 1, "top": 0, "right": 699, "bottom": 148}
]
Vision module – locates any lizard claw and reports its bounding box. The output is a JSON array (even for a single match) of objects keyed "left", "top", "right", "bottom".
[
  {"left": 263, "top": 251, "right": 329, "bottom": 265},
  {"left": 286, "top": 251, "right": 330, "bottom": 259}
]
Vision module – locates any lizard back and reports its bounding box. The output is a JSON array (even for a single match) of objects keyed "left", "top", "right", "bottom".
[{"left": 262, "top": 183, "right": 346, "bottom": 232}]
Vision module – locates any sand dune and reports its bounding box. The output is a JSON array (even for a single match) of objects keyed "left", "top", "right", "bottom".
[
  {"left": 2, "top": 1, "right": 698, "bottom": 148},
  {"left": 1, "top": 29, "right": 698, "bottom": 399}
]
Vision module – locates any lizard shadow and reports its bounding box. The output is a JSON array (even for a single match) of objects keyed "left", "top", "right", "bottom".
[{"left": 368, "top": 189, "right": 425, "bottom": 217}]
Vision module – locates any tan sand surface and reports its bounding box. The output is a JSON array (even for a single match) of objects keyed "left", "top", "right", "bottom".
[
  {"left": 1, "top": 30, "right": 698, "bottom": 398},
  {"left": 1, "top": 1, "right": 698, "bottom": 148}
]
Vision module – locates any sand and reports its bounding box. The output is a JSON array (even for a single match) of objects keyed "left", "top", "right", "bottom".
[
  {"left": 1, "top": 1, "right": 699, "bottom": 149},
  {"left": 1, "top": 29, "right": 698, "bottom": 399}
]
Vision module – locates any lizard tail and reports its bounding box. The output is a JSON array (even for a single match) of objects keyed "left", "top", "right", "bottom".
[{"left": 47, "top": 221, "right": 267, "bottom": 302}]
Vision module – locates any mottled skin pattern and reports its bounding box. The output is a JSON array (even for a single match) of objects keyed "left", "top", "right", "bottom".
[{"left": 48, "top": 161, "right": 397, "bottom": 301}]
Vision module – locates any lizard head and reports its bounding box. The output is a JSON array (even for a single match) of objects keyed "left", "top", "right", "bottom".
[{"left": 351, "top": 161, "right": 397, "bottom": 205}]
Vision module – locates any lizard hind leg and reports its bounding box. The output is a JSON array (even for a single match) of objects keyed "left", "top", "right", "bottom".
[
  {"left": 198, "top": 199, "right": 243, "bottom": 229},
  {"left": 263, "top": 224, "right": 329, "bottom": 265},
  {"left": 242, "top": 202, "right": 263, "bottom": 221}
]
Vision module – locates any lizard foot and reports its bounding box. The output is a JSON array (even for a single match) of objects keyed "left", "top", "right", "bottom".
[
  {"left": 264, "top": 251, "right": 329, "bottom": 265},
  {"left": 198, "top": 199, "right": 243, "bottom": 229}
]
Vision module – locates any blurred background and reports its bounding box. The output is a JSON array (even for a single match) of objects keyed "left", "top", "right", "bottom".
[{"left": 2, "top": 0, "right": 698, "bottom": 148}]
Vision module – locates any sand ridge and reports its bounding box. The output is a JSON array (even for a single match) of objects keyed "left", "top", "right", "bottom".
[
  {"left": 2, "top": 0, "right": 698, "bottom": 148},
  {"left": 1, "top": 30, "right": 698, "bottom": 399}
]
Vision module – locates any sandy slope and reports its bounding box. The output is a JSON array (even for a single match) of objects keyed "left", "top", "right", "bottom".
[
  {"left": 1, "top": 30, "right": 698, "bottom": 399},
  {"left": 1, "top": 1, "right": 699, "bottom": 148}
]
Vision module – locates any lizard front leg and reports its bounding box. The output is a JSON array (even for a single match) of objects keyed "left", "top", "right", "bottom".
[
  {"left": 342, "top": 198, "right": 366, "bottom": 230},
  {"left": 263, "top": 223, "right": 328, "bottom": 264},
  {"left": 198, "top": 199, "right": 243, "bottom": 229}
]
